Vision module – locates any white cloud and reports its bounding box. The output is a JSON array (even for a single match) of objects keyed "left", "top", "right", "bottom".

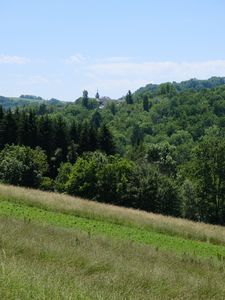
[
  {"left": 0, "top": 55, "right": 30, "bottom": 64},
  {"left": 82, "top": 60, "right": 225, "bottom": 97},
  {"left": 95, "top": 56, "right": 135, "bottom": 63},
  {"left": 65, "top": 54, "right": 86, "bottom": 64},
  {"left": 86, "top": 60, "right": 225, "bottom": 82}
]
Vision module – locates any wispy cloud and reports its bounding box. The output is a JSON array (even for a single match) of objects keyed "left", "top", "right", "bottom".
[
  {"left": 83, "top": 60, "right": 225, "bottom": 96},
  {"left": 86, "top": 60, "right": 225, "bottom": 81},
  {"left": 95, "top": 56, "right": 135, "bottom": 63},
  {"left": 65, "top": 53, "right": 86, "bottom": 64},
  {"left": 0, "top": 55, "right": 30, "bottom": 64}
]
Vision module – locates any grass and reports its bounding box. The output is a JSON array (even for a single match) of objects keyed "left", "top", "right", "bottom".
[
  {"left": 1, "top": 184, "right": 225, "bottom": 246},
  {"left": 1, "top": 184, "right": 225, "bottom": 299},
  {"left": 0, "top": 199, "right": 225, "bottom": 261}
]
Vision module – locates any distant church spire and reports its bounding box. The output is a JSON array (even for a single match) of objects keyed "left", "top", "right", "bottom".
[{"left": 95, "top": 90, "right": 100, "bottom": 100}]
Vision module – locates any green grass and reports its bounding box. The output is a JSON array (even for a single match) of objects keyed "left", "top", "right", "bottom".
[
  {"left": 0, "top": 199, "right": 225, "bottom": 261},
  {"left": 1, "top": 216, "right": 225, "bottom": 299},
  {"left": 1, "top": 183, "right": 225, "bottom": 246},
  {"left": 1, "top": 184, "right": 225, "bottom": 299}
]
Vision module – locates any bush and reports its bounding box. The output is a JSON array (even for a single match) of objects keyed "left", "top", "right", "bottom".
[
  {"left": 39, "top": 177, "right": 55, "bottom": 191},
  {"left": 0, "top": 145, "right": 48, "bottom": 187}
]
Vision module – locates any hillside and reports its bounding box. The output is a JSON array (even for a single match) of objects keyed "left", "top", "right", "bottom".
[
  {"left": 1, "top": 184, "right": 225, "bottom": 299},
  {"left": 134, "top": 76, "right": 225, "bottom": 96},
  {"left": 0, "top": 95, "right": 67, "bottom": 110},
  {"left": 1, "top": 78, "right": 225, "bottom": 226}
]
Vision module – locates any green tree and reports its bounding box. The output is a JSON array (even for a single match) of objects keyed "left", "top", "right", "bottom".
[
  {"left": 55, "top": 162, "right": 73, "bottom": 192},
  {"left": 66, "top": 153, "right": 102, "bottom": 198},
  {"left": 125, "top": 90, "right": 133, "bottom": 104},
  {"left": 130, "top": 124, "right": 144, "bottom": 147},
  {"left": 91, "top": 110, "right": 102, "bottom": 128},
  {"left": 82, "top": 90, "right": 89, "bottom": 108},
  {"left": 98, "top": 124, "right": 115, "bottom": 155},
  {"left": 0, "top": 106, "right": 3, "bottom": 120},
  {"left": 143, "top": 95, "right": 149, "bottom": 111},
  {"left": 54, "top": 116, "right": 68, "bottom": 160},
  {"left": 97, "top": 156, "right": 135, "bottom": 205},
  {"left": 37, "top": 115, "right": 54, "bottom": 157},
  {"left": 147, "top": 142, "right": 177, "bottom": 176},
  {"left": 0, "top": 145, "right": 48, "bottom": 187},
  {"left": 190, "top": 137, "right": 225, "bottom": 224},
  {"left": 181, "top": 179, "right": 199, "bottom": 221},
  {"left": 0, "top": 109, "right": 17, "bottom": 148}
]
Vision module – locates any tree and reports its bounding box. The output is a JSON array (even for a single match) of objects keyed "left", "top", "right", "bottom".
[
  {"left": 91, "top": 110, "right": 102, "bottom": 128},
  {"left": 109, "top": 102, "right": 117, "bottom": 115},
  {"left": 70, "top": 121, "right": 79, "bottom": 144},
  {"left": 54, "top": 116, "right": 68, "bottom": 160},
  {"left": 125, "top": 90, "right": 133, "bottom": 104},
  {"left": 0, "top": 106, "right": 3, "bottom": 120},
  {"left": 66, "top": 154, "right": 99, "bottom": 198},
  {"left": 55, "top": 162, "right": 73, "bottom": 192},
  {"left": 188, "top": 137, "right": 225, "bottom": 224},
  {"left": 156, "top": 176, "right": 181, "bottom": 217},
  {"left": 79, "top": 122, "right": 90, "bottom": 153},
  {"left": 82, "top": 90, "right": 89, "bottom": 108},
  {"left": 0, "top": 145, "right": 48, "bottom": 187},
  {"left": 181, "top": 179, "right": 199, "bottom": 221},
  {"left": 0, "top": 109, "right": 17, "bottom": 148},
  {"left": 96, "top": 156, "right": 135, "bottom": 205},
  {"left": 98, "top": 124, "right": 115, "bottom": 155},
  {"left": 18, "top": 111, "right": 37, "bottom": 147},
  {"left": 67, "top": 140, "right": 78, "bottom": 163},
  {"left": 37, "top": 115, "right": 54, "bottom": 157},
  {"left": 143, "top": 95, "right": 149, "bottom": 111},
  {"left": 130, "top": 124, "right": 143, "bottom": 147},
  {"left": 147, "top": 142, "right": 177, "bottom": 176}
]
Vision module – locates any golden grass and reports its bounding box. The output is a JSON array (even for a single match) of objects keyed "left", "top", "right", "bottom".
[{"left": 0, "top": 183, "right": 225, "bottom": 245}]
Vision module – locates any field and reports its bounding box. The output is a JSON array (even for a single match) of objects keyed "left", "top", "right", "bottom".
[{"left": 1, "top": 184, "right": 225, "bottom": 299}]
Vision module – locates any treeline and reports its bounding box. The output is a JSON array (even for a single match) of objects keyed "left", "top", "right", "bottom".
[
  {"left": 0, "top": 107, "right": 115, "bottom": 177},
  {"left": 1, "top": 80, "right": 225, "bottom": 225},
  {"left": 1, "top": 135, "right": 225, "bottom": 225}
]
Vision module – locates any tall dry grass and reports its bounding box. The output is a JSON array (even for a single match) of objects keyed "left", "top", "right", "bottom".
[
  {"left": 0, "top": 216, "right": 225, "bottom": 299},
  {"left": 0, "top": 183, "right": 225, "bottom": 245}
]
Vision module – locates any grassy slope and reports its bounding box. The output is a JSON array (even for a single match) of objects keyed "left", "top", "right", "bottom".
[{"left": 1, "top": 184, "right": 225, "bottom": 299}]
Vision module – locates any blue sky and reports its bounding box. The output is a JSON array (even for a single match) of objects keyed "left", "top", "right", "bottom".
[{"left": 1, "top": 0, "right": 225, "bottom": 100}]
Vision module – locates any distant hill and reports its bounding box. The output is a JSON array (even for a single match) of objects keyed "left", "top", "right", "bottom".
[
  {"left": 0, "top": 95, "right": 66, "bottom": 110},
  {"left": 0, "top": 95, "right": 44, "bottom": 110},
  {"left": 134, "top": 76, "right": 225, "bottom": 97}
]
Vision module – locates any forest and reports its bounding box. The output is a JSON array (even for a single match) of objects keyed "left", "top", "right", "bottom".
[{"left": 1, "top": 77, "right": 225, "bottom": 225}]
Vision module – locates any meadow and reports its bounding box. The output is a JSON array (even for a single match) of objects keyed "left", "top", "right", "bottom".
[{"left": 1, "top": 184, "right": 225, "bottom": 299}]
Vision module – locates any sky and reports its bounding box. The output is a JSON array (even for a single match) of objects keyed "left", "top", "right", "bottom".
[{"left": 1, "top": 0, "right": 225, "bottom": 101}]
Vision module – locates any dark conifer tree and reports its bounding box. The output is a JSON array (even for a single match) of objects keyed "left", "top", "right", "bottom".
[
  {"left": 88, "top": 125, "right": 98, "bottom": 151},
  {"left": 91, "top": 110, "right": 102, "bottom": 128},
  {"left": 17, "top": 112, "right": 30, "bottom": 146},
  {"left": 70, "top": 121, "right": 79, "bottom": 144},
  {"left": 98, "top": 124, "right": 115, "bottom": 155},
  {"left": 82, "top": 90, "right": 89, "bottom": 108},
  {"left": 1, "top": 110, "right": 18, "bottom": 146},
  {"left": 143, "top": 95, "right": 149, "bottom": 111},
  {"left": 67, "top": 140, "right": 78, "bottom": 163},
  {"left": 27, "top": 110, "right": 37, "bottom": 148},
  {"left": 79, "top": 121, "right": 90, "bottom": 153},
  {"left": 0, "top": 106, "right": 3, "bottom": 120},
  {"left": 125, "top": 90, "right": 133, "bottom": 104},
  {"left": 130, "top": 124, "right": 144, "bottom": 147},
  {"left": 0, "top": 107, "right": 5, "bottom": 149},
  {"left": 37, "top": 115, "right": 53, "bottom": 157},
  {"left": 54, "top": 116, "right": 68, "bottom": 160}
]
